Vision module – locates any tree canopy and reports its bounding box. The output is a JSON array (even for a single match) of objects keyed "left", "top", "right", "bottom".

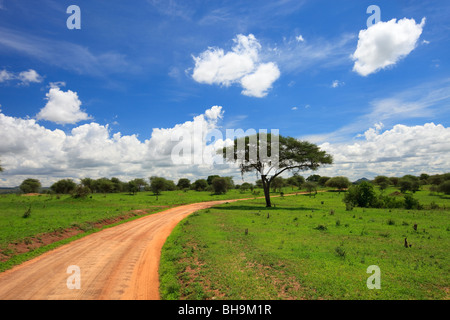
[
  {"left": 20, "top": 178, "right": 42, "bottom": 194},
  {"left": 220, "top": 133, "right": 333, "bottom": 207}
]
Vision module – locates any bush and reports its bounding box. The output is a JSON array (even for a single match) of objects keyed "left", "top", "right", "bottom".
[
  {"left": 211, "top": 177, "right": 228, "bottom": 194},
  {"left": 72, "top": 185, "right": 91, "bottom": 199},
  {"left": 438, "top": 181, "right": 450, "bottom": 195},
  {"left": 343, "top": 181, "right": 376, "bottom": 208},
  {"left": 404, "top": 194, "right": 421, "bottom": 210}
]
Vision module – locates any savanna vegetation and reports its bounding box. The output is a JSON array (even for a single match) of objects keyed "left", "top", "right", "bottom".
[{"left": 160, "top": 182, "right": 450, "bottom": 300}]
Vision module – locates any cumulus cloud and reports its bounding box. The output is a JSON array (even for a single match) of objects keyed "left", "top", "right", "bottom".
[
  {"left": 0, "top": 106, "right": 237, "bottom": 187},
  {"left": 0, "top": 69, "right": 42, "bottom": 85},
  {"left": 36, "top": 86, "right": 91, "bottom": 125},
  {"left": 316, "top": 122, "right": 450, "bottom": 180},
  {"left": 241, "top": 62, "right": 280, "bottom": 97},
  {"left": 191, "top": 34, "right": 280, "bottom": 97},
  {"left": 352, "top": 18, "right": 426, "bottom": 76},
  {"left": 18, "top": 69, "right": 43, "bottom": 84}
]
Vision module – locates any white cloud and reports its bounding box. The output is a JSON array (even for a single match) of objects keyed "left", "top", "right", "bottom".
[
  {"left": 352, "top": 18, "right": 426, "bottom": 76},
  {"left": 18, "top": 69, "right": 43, "bottom": 84},
  {"left": 0, "top": 69, "right": 42, "bottom": 85},
  {"left": 331, "top": 80, "right": 344, "bottom": 88},
  {"left": 316, "top": 122, "right": 450, "bottom": 180},
  {"left": 291, "top": 106, "right": 298, "bottom": 111},
  {"left": 0, "top": 106, "right": 238, "bottom": 187},
  {"left": 36, "top": 86, "right": 92, "bottom": 125},
  {"left": 240, "top": 62, "right": 280, "bottom": 97},
  {"left": 191, "top": 34, "right": 280, "bottom": 97},
  {"left": 0, "top": 70, "right": 14, "bottom": 82},
  {"left": 296, "top": 35, "right": 304, "bottom": 42}
]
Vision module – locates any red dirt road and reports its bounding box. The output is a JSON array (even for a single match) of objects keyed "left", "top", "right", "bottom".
[{"left": 0, "top": 200, "right": 239, "bottom": 300}]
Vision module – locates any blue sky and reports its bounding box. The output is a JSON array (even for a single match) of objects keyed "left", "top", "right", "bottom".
[{"left": 0, "top": 0, "right": 449, "bottom": 186}]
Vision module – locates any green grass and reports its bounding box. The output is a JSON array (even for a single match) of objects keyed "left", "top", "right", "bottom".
[
  {"left": 160, "top": 188, "right": 450, "bottom": 300},
  {"left": 0, "top": 189, "right": 260, "bottom": 271}
]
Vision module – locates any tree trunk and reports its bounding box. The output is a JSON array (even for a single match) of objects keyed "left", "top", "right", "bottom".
[{"left": 261, "top": 175, "right": 272, "bottom": 207}]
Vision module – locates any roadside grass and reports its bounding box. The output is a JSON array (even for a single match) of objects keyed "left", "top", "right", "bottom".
[
  {"left": 160, "top": 188, "right": 450, "bottom": 300},
  {"left": 0, "top": 189, "right": 260, "bottom": 271}
]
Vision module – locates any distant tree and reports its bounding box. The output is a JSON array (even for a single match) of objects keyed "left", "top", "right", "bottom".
[
  {"left": 164, "top": 179, "right": 177, "bottom": 191},
  {"left": 419, "top": 173, "right": 430, "bottom": 184},
  {"left": 306, "top": 174, "right": 321, "bottom": 183},
  {"left": 19, "top": 178, "right": 42, "bottom": 194},
  {"left": 150, "top": 177, "right": 166, "bottom": 196},
  {"left": 211, "top": 177, "right": 229, "bottom": 194},
  {"left": 286, "top": 175, "right": 305, "bottom": 190},
  {"left": 51, "top": 179, "right": 77, "bottom": 194},
  {"left": 127, "top": 180, "right": 139, "bottom": 195},
  {"left": 93, "top": 178, "right": 115, "bottom": 193},
  {"left": 133, "top": 178, "right": 148, "bottom": 191},
  {"left": 110, "top": 177, "right": 125, "bottom": 192},
  {"left": 343, "top": 181, "right": 376, "bottom": 208},
  {"left": 389, "top": 177, "right": 399, "bottom": 187},
  {"left": 224, "top": 176, "right": 235, "bottom": 190},
  {"left": 220, "top": 134, "right": 332, "bottom": 207},
  {"left": 177, "top": 178, "right": 191, "bottom": 190},
  {"left": 240, "top": 182, "right": 253, "bottom": 192},
  {"left": 207, "top": 175, "right": 220, "bottom": 185},
  {"left": 72, "top": 184, "right": 91, "bottom": 199},
  {"left": 325, "top": 176, "right": 350, "bottom": 193},
  {"left": 428, "top": 173, "right": 450, "bottom": 186},
  {"left": 255, "top": 179, "right": 263, "bottom": 189},
  {"left": 192, "top": 179, "right": 208, "bottom": 191},
  {"left": 318, "top": 176, "right": 331, "bottom": 187},
  {"left": 0, "top": 160, "right": 3, "bottom": 172},
  {"left": 303, "top": 181, "right": 318, "bottom": 198},
  {"left": 271, "top": 177, "right": 285, "bottom": 192},
  {"left": 438, "top": 181, "right": 450, "bottom": 195},
  {"left": 80, "top": 178, "right": 94, "bottom": 190},
  {"left": 399, "top": 176, "right": 420, "bottom": 193},
  {"left": 373, "top": 175, "right": 391, "bottom": 191}
]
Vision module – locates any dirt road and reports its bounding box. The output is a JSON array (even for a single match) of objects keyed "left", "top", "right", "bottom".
[{"left": 0, "top": 200, "right": 239, "bottom": 300}]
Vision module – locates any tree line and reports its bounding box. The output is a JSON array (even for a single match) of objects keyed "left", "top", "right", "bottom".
[
  {"left": 17, "top": 175, "right": 238, "bottom": 197},
  {"left": 15, "top": 171, "right": 450, "bottom": 198}
]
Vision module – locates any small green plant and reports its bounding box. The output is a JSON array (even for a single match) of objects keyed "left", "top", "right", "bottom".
[
  {"left": 387, "top": 218, "right": 395, "bottom": 225},
  {"left": 22, "top": 206, "right": 31, "bottom": 219},
  {"left": 335, "top": 245, "right": 346, "bottom": 259},
  {"left": 314, "top": 224, "right": 327, "bottom": 231}
]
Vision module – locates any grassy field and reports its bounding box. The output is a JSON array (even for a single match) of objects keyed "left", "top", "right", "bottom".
[
  {"left": 159, "top": 187, "right": 450, "bottom": 300},
  {"left": 0, "top": 189, "right": 258, "bottom": 271}
]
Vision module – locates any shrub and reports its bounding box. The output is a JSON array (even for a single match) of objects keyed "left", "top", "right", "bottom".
[
  {"left": 335, "top": 245, "right": 346, "bottom": 259},
  {"left": 314, "top": 224, "right": 327, "bottom": 231},
  {"left": 404, "top": 194, "right": 421, "bottom": 210},
  {"left": 72, "top": 185, "right": 91, "bottom": 199},
  {"left": 438, "top": 181, "right": 450, "bottom": 195},
  {"left": 23, "top": 206, "right": 31, "bottom": 219},
  {"left": 211, "top": 177, "right": 228, "bottom": 194},
  {"left": 343, "top": 181, "right": 376, "bottom": 208}
]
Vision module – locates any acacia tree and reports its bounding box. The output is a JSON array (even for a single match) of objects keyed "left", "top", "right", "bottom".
[
  {"left": 20, "top": 178, "right": 42, "bottom": 194},
  {"left": 219, "top": 133, "right": 333, "bottom": 207},
  {"left": 325, "top": 176, "right": 350, "bottom": 194}
]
